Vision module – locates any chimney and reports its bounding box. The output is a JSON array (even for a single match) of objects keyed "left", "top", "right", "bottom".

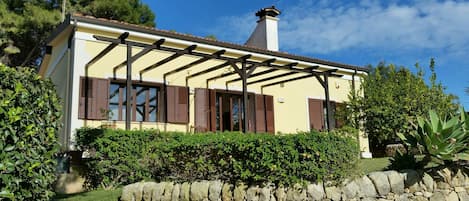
[{"left": 245, "top": 6, "right": 281, "bottom": 51}]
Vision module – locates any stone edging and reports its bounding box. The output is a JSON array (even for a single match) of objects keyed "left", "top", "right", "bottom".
[{"left": 121, "top": 168, "right": 469, "bottom": 201}]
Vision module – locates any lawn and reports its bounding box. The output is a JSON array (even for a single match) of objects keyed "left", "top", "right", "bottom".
[
  {"left": 54, "top": 157, "right": 391, "bottom": 201},
  {"left": 358, "top": 157, "right": 390, "bottom": 174},
  {"left": 53, "top": 188, "right": 122, "bottom": 201}
]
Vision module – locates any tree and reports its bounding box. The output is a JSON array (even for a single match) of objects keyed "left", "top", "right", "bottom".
[
  {"left": 0, "top": 64, "right": 62, "bottom": 200},
  {"left": 340, "top": 59, "right": 458, "bottom": 154},
  {"left": 68, "top": 0, "right": 155, "bottom": 27},
  {"left": 0, "top": 0, "right": 155, "bottom": 67}
]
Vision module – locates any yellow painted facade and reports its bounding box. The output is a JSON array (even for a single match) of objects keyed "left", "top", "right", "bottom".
[{"left": 39, "top": 17, "right": 370, "bottom": 155}]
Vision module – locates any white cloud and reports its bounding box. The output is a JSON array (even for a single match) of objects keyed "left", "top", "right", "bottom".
[{"left": 213, "top": 0, "right": 469, "bottom": 55}]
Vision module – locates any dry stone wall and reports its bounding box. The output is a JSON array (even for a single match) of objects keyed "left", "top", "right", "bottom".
[{"left": 121, "top": 168, "right": 469, "bottom": 201}]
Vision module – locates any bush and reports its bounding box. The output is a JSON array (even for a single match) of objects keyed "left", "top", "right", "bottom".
[
  {"left": 341, "top": 60, "right": 457, "bottom": 152},
  {"left": 77, "top": 129, "right": 359, "bottom": 188},
  {"left": 76, "top": 128, "right": 159, "bottom": 189},
  {"left": 0, "top": 64, "right": 62, "bottom": 200},
  {"left": 387, "top": 150, "right": 420, "bottom": 171},
  {"left": 151, "top": 131, "right": 359, "bottom": 185}
]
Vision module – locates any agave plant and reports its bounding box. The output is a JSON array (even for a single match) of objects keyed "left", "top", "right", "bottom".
[{"left": 397, "top": 109, "right": 469, "bottom": 164}]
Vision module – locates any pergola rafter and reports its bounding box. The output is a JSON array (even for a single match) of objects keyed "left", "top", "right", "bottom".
[
  {"left": 113, "top": 39, "right": 165, "bottom": 77},
  {"left": 87, "top": 32, "right": 347, "bottom": 131}
]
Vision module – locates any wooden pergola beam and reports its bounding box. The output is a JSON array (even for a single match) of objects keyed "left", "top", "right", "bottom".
[
  {"left": 164, "top": 49, "right": 226, "bottom": 78},
  {"left": 87, "top": 32, "right": 129, "bottom": 67},
  {"left": 139, "top": 45, "right": 197, "bottom": 76},
  {"left": 113, "top": 39, "right": 165, "bottom": 76}
]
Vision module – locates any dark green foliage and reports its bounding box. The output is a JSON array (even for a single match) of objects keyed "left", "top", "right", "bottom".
[
  {"left": 0, "top": 0, "right": 155, "bottom": 67},
  {"left": 0, "top": 64, "right": 62, "bottom": 200},
  {"left": 387, "top": 150, "right": 420, "bottom": 171},
  {"left": 76, "top": 129, "right": 359, "bottom": 188},
  {"left": 69, "top": 0, "right": 155, "bottom": 27},
  {"left": 76, "top": 128, "right": 159, "bottom": 189},
  {"left": 340, "top": 59, "right": 457, "bottom": 152}
]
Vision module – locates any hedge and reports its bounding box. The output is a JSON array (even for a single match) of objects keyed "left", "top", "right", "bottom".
[
  {"left": 76, "top": 128, "right": 359, "bottom": 189},
  {"left": 0, "top": 64, "right": 62, "bottom": 200}
]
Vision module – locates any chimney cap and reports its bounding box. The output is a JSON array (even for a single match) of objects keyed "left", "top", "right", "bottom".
[{"left": 255, "top": 6, "right": 281, "bottom": 18}]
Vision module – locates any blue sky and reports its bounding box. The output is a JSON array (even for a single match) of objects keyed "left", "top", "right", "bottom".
[{"left": 143, "top": 0, "right": 469, "bottom": 108}]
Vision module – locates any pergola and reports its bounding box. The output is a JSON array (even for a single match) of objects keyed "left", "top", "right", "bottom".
[{"left": 86, "top": 32, "right": 356, "bottom": 132}]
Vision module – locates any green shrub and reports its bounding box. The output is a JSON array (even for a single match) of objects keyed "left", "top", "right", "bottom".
[
  {"left": 150, "top": 131, "right": 359, "bottom": 185},
  {"left": 76, "top": 128, "right": 159, "bottom": 189},
  {"left": 387, "top": 150, "right": 420, "bottom": 170},
  {"left": 77, "top": 129, "right": 359, "bottom": 188},
  {"left": 398, "top": 109, "right": 469, "bottom": 166},
  {"left": 0, "top": 64, "right": 62, "bottom": 200}
]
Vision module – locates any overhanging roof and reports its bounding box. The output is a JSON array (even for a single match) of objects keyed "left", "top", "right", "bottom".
[{"left": 47, "top": 13, "right": 368, "bottom": 74}]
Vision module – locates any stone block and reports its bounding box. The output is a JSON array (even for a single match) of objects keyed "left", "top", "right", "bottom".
[
  {"left": 429, "top": 191, "right": 445, "bottom": 201},
  {"left": 191, "top": 181, "right": 210, "bottom": 201},
  {"left": 234, "top": 183, "right": 247, "bottom": 201},
  {"left": 357, "top": 175, "right": 377, "bottom": 198},
  {"left": 452, "top": 169, "right": 465, "bottom": 187},
  {"left": 275, "top": 186, "right": 286, "bottom": 201},
  {"left": 342, "top": 180, "right": 359, "bottom": 200},
  {"left": 306, "top": 182, "right": 324, "bottom": 201},
  {"left": 171, "top": 184, "right": 180, "bottom": 201},
  {"left": 401, "top": 169, "right": 420, "bottom": 188},
  {"left": 142, "top": 182, "right": 163, "bottom": 201},
  {"left": 180, "top": 182, "right": 191, "bottom": 201},
  {"left": 447, "top": 191, "right": 458, "bottom": 201},
  {"left": 422, "top": 173, "right": 434, "bottom": 192},
  {"left": 458, "top": 191, "right": 469, "bottom": 201},
  {"left": 324, "top": 186, "right": 341, "bottom": 201},
  {"left": 259, "top": 186, "right": 272, "bottom": 201},
  {"left": 246, "top": 186, "right": 260, "bottom": 201},
  {"left": 385, "top": 171, "right": 404, "bottom": 194},
  {"left": 286, "top": 184, "right": 306, "bottom": 201},
  {"left": 221, "top": 183, "right": 233, "bottom": 201},
  {"left": 121, "top": 182, "right": 145, "bottom": 201},
  {"left": 209, "top": 181, "right": 223, "bottom": 201},
  {"left": 369, "top": 172, "right": 391, "bottom": 196},
  {"left": 162, "top": 182, "right": 174, "bottom": 201}
]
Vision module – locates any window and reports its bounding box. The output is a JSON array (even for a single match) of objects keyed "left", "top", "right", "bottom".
[
  {"left": 108, "top": 82, "right": 160, "bottom": 122},
  {"left": 194, "top": 88, "right": 274, "bottom": 133}
]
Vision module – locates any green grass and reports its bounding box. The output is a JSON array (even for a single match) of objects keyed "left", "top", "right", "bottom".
[
  {"left": 53, "top": 188, "right": 122, "bottom": 201},
  {"left": 358, "top": 157, "right": 390, "bottom": 174}
]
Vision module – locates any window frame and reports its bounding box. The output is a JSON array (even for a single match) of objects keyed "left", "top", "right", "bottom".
[{"left": 108, "top": 79, "right": 163, "bottom": 122}]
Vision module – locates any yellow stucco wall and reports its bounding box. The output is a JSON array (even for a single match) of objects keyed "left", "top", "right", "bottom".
[
  {"left": 76, "top": 27, "right": 362, "bottom": 134},
  {"left": 41, "top": 25, "right": 369, "bottom": 154}
]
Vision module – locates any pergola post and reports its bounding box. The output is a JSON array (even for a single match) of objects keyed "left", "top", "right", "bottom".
[
  {"left": 323, "top": 72, "right": 332, "bottom": 131},
  {"left": 241, "top": 61, "right": 249, "bottom": 133},
  {"left": 125, "top": 43, "right": 132, "bottom": 130}
]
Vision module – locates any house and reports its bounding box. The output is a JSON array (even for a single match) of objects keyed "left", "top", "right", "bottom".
[{"left": 39, "top": 6, "right": 372, "bottom": 158}]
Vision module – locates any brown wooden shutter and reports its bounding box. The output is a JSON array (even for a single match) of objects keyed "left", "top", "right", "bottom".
[
  {"left": 194, "top": 88, "right": 209, "bottom": 132},
  {"left": 265, "top": 95, "right": 275, "bottom": 133},
  {"left": 308, "top": 98, "right": 324, "bottom": 131},
  {"left": 209, "top": 89, "right": 217, "bottom": 132},
  {"left": 78, "top": 77, "right": 109, "bottom": 120},
  {"left": 255, "top": 94, "right": 266, "bottom": 133},
  {"left": 166, "top": 85, "right": 189, "bottom": 124}
]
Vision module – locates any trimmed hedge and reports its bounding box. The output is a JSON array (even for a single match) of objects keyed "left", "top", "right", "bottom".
[
  {"left": 0, "top": 64, "right": 62, "bottom": 200},
  {"left": 77, "top": 129, "right": 359, "bottom": 189},
  {"left": 76, "top": 128, "right": 158, "bottom": 189}
]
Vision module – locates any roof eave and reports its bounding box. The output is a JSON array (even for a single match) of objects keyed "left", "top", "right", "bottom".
[{"left": 70, "top": 14, "right": 368, "bottom": 73}]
